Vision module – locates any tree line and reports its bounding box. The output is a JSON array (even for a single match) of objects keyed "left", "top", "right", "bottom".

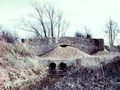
[
  {"left": 19, "top": 1, "right": 69, "bottom": 38},
  {"left": 0, "top": 1, "right": 120, "bottom": 48},
  {"left": 75, "top": 18, "right": 120, "bottom": 47}
]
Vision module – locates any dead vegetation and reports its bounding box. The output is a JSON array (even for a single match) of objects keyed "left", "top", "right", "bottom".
[
  {"left": 3, "top": 42, "right": 32, "bottom": 57},
  {"left": 0, "top": 40, "right": 47, "bottom": 90},
  {"left": 0, "top": 39, "right": 120, "bottom": 90},
  {"left": 37, "top": 55, "right": 120, "bottom": 90}
]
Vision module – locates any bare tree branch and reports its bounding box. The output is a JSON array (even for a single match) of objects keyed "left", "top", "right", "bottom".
[
  {"left": 18, "top": 1, "right": 69, "bottom": 39},
  {"left": 104, "top": 18, "right": 120, "bottom": 47}
]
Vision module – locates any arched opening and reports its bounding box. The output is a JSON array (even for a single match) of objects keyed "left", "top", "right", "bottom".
[
  {"left": 49, "top": 62, "right": 56, "bottom": 70},
  {"left": 59, "top": 62, "right": 67, "bottom": 70},
  {"left": 60, "top": 45, "right": 68, "bottom": 47},
  {"left": 21, "top": 39, "right": 24, "bottom": 43}
]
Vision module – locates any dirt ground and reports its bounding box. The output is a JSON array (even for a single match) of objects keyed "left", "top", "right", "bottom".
[
  {"left": 41, "top": 46, "right": 90, "bottom": 60},
  {"left": 0, "top": 41, "right": 120, "bottom": 90}
]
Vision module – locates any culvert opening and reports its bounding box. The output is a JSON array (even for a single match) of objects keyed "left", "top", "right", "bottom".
[
  {"left": 60, "top": 45, "right": 68, "bottom": 47},
  {"left": 59, "top": 62, "right": 67, "bottom": 70},
  {"left": 21, "top": 39, "right": 24, "bottom": 43},
  {"left": 49, "top": 62, "right": 56, "bottom": 70}
]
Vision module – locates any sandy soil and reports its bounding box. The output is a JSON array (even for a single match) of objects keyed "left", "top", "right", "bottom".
[{"left": 41, "top": 46, "right": 90, "bottom": 60}]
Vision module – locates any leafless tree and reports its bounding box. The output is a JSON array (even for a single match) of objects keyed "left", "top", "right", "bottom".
[
  {"left": 84, "top": 26, "right": 92, "bottom": 38},
  {"left": 19, "top": 1, "right": 69, "bottom": 38},
  {"left": 104, "top": 18, "right": 120, "bottom": 47}
]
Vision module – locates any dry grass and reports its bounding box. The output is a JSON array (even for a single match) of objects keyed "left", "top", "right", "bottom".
[
  {"left": 0, "top": 39, "right": 4, "bottom": 57},
  {"left": 3, "top": 42, "right": 33, "bottom": 57},
  {"left": 0, "top": 40, "right": 120, "bottom": 90},
  {"left": 44, "top": 54, "right": 120, "bottom": 90},
  {"left": 37, "top": 47, "right": 120, "bottom": 90},
  {"left": 0, "top": 41, "right": 48, "bottom": 90}
]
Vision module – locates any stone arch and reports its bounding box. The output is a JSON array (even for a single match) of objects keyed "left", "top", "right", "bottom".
[{"left": 21, "top": 39, "right": 24, "bottom": 43}]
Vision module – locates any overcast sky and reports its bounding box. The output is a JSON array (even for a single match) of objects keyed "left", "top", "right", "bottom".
[{"left": 0, "top": 0, "right": 120, "bottom": 44}]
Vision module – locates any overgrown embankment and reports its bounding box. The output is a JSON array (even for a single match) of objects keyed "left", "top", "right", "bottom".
[
  {"left": 0, "top": 40, "right": 120, "bottom": 90},
  {"left": 36, "top": 55, "right": 120, "bottom": 90},
  {"left": 0, "top": 41, "right": 47, "bottom": 90}
]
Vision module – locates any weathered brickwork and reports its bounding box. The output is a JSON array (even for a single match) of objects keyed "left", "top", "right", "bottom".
[{"left": 22, "top": 37, "right": 104, "bottom": 55}]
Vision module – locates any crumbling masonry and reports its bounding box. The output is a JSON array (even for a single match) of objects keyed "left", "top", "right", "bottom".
[{"left": 21, "top": 37, "right": 104, "bottom": 56}]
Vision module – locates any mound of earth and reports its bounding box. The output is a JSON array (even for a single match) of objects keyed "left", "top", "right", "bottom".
[
  {"left": 93, "top": 49, "right": 110, "bottom": 55},
  {"left": 41, "top": 46, "right": 90, "bottom": 60}
]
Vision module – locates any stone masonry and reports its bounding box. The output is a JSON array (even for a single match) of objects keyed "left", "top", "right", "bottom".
[{"left": 21, "top": 37, "right": 104, "bottom": 56}]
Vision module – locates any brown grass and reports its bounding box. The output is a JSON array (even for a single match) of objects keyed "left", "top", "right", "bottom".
[
  {"left": 0, "top": 41, "right": 48, "bottom": 90},
  {"left": 0, "top": 39, "right": 4, "bottom": 57},
  {"left": 1, "top": 40, "right": 120, "bottom": 89},
  {"left": 3, "top": 42, "right": 32, "bottom": 57}
]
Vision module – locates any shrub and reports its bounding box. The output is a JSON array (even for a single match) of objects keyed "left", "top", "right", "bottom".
[
  {"left": 75, "top": 32, "right": 85, "bottom": 38},
  {"left": 75, "top": 32, "right": 92, "bottom": 38},
  {"left": 0, "top": 30, "right": 18, "bottom": 43},
  {"left": 86, "top": 34, "right": 92, "bottom": 38}
]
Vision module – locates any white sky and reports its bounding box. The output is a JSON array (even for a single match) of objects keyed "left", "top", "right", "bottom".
[{"left": 0, "top": 0, "right": 120, "bottom": 44}]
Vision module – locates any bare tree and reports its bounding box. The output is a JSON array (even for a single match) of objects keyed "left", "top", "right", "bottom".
[
  {"left": 84, "top": 26, "right": 92, "bottom": 38},
  {"left": 104, "top": 18, "right": 120, "bottom": 47},
  {"left": 19, "top": 1, "right": 69, "bottom": 38}
]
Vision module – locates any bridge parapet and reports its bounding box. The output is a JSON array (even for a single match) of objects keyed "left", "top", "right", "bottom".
[{"left": 21, "top": 37, "right": 104, "bottom": 55}]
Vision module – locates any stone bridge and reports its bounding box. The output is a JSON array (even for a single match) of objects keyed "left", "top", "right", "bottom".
[{"left": 21, "top": 37, "right": 104, "bottom": 56}]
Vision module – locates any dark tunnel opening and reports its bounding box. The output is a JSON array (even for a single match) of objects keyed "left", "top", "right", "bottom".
[
  {"left": 60, "top": 45, "right": 68, "bottom": 47},
  {"left": 49, "top": 62, "right": 56, "bottom": 70},
  {"left": 21, "top": 39, "right": 24, "bottom": 43},
  {"left": 59, "top": 62, "right": 67, "bottom": 70}
]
